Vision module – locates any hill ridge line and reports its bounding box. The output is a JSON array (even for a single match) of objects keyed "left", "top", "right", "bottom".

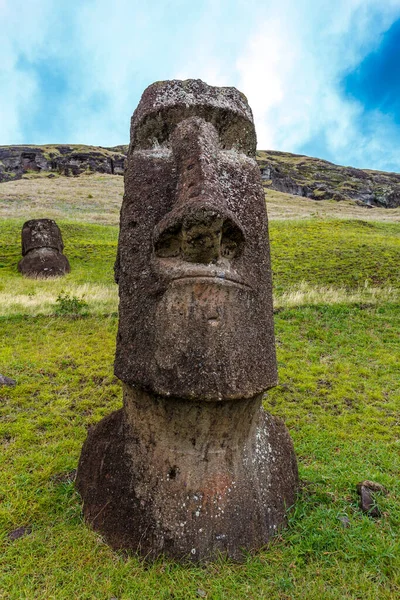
[{"left": 1, "top": 144, "right": 399, "bottom": 208}]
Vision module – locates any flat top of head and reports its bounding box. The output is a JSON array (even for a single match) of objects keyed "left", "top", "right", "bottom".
[
  {"left": 23, "top": 218, "right": 58, "bottom": 229},
  {"left": 135, "top": 79, "right": 253, "bottom": 121},
  {"left": 21, "top": 218, "right": 63, "bottom": 254}
]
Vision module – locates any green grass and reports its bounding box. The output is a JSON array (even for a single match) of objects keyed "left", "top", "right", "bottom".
[
  {"left": 0, "top": 212, "right": 399, "bottom": 598},
  {"left": 269, "top": 219, "right": 400, "bottom": 291},
  {"left": 0, "top": 307, "right": 399, "bottom": 599}
]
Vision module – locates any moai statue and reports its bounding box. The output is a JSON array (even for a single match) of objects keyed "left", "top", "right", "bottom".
[
  {"left": 76, "top": 80, "right": 298, "bottom": 561},
  {"left": 18, "top": 219, "right": 70, "bottom": 277}
]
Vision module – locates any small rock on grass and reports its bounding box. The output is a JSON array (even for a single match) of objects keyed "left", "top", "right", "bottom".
[
  {"left": 0, "top": 375, "right": 16, "bottom": 387},
  {"left": 8, "top": 526, "right": 32, "bottom": 541},
  {"left": 357, "top": 480, "right": 388, "bottom": 518}
]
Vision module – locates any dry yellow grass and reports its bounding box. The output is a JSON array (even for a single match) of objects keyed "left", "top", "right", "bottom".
[
  {"left": 0, "top": 172, "right": 124, "bottom": 224},
  {"left": 0, "top": 281, "right": 118, "bottom": 316},
  {"left": 274, "top": 281, "right": 399, "bottom": 308},
  {"left": 265, "top": 188, "right": 400, "bottom": 221},
  {"left": 1, "top": 278, "right": 397, "bottom": 317}
]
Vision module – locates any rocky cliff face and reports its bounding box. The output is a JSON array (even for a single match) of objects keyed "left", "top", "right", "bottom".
[
  {"left": 258, "top": 150, "right": 400, "bottom": 208},
  {"left": 0, "top": 145, "right": 126, "bottom": 182},
  {"left": 1, "top": 144, "right": 399, "bottom": 208}
]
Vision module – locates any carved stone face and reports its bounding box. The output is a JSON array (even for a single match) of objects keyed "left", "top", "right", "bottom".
[
  {"left": 115, "top": 80, "right": 277, "bottom": 400},
  {"left": 21, "top": 218, "right": 64, "bottom": 255},
  {"left": 18, "top": 218, "right": 70, "bottom": 278}
]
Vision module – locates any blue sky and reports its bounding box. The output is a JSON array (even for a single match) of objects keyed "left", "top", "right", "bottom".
[{"left": 2, "top": 0, "right": 400, "bottom": 172}]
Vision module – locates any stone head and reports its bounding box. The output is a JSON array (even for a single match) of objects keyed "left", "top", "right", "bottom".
[
  {"left": 21, "top": 219, "right": 64, "bottom": 255},
  {"left": 115, "top": 79, "right": 277, "bottom": 401},
  {"left": 18, "top": 218, "right": 70, "bottom": 278}
]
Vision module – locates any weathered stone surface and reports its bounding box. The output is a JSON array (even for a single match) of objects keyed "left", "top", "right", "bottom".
[
  {"left": 358, "top": 486, "right": 381, "bottom": 517},
  {"left": 356, "top": 480, "right": 388, "bottom": 495},
  {"left": 8, "top": 525, "right": 32, "bottom": 541},
  {"left": 115, "top": 80, "right": 277, "bottom": 401},
  {"left": 21, "top": 218, "right": 64, "bottom": 254},
  {"left": 76, "top": 79, "right": 298, "bottom": 561},
  {"left": 130, "top": 79, "right": 256, "bottom": 157},
  {"left": 18, "top": 219, "right": 70, "bottom": 278},
  {"left": 77, "top": 390, "right": 298, "bottom": 561}
]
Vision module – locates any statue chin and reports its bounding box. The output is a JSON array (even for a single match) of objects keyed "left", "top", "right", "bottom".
[{"left": 148, "top": 278, "right": 269, "bottom": 401}]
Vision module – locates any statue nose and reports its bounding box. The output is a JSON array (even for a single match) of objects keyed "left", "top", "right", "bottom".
[
  {"left": 154, "top": 117, "right": 245, "bottom": 265},
  {"left": 155, "top": 208, "right": 244, "bottom": 264},
  {"left": 181, "top": 210, "right": 223, "bottom": 264}
]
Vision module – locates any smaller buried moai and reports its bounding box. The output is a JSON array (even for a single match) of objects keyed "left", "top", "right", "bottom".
[
  {"left": 76, "top": 79, "right": 298, "bottom": 562},
  {"left": 18, "top": 219, "right": 70, "bottom": 277}
]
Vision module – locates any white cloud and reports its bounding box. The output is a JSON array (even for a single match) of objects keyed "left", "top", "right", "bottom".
[
  {"left": 0, "top": 0, "right": 50, "bottom": 142},
  {"left": 234, "top": 0, "right": 400, "bottom": 169}
]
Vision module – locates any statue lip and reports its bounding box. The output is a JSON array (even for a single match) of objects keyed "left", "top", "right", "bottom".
[
  {"left": 154, "top": 258, "right": 252, "bottom": 289},
  {"left": 170, "top": 274, "right": 251, "bottom": 290}
]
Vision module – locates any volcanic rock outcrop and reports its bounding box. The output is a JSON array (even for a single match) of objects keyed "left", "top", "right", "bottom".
[
  {"left": 258, "top": 150, "right": 400, "bottom": 208},
  {"left": 2, "top": 143, "right": 400, "bottom": 208},
  {"left": 0, "top": 145, "right": 125, "bottom": 182},
  {"left": 76, "top": 79, "right": 298, "bottom": 562},
  {"left": 18, "top": 218, "right": 70, "bottom": 277}
]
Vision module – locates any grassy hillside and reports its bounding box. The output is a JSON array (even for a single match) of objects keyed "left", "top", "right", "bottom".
[
  {"left": 3, "top": 142, "right": 400, "bottom": 207},
  {"left": 0, "top": 217, "right": 399, "bottom": 317},
  {"left": 0, "top": 175, "right": 399, "bottom": 598},
  {"left": 0, "top": 173, "right": 123, "bottom": 224}
]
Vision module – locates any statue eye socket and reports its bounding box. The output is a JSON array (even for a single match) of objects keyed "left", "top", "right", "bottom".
[{"left": 135, "top": 120, "right": 173, "bottom": 149}]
